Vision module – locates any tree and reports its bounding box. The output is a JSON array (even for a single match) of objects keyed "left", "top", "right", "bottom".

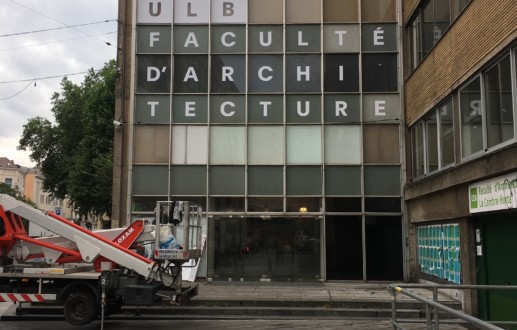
[
  {"left": 0, "top": 183, "right": 37, "bottom": 208},
  {"left": 18, "top": 60, "right": 116, "bottom": 222}
]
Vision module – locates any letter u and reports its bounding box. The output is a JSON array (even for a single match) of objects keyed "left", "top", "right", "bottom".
[{"left": 149, "top": 2, "right": 162, "bottom": 17}]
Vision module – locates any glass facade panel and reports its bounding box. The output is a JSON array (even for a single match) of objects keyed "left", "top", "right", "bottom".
[
  {"left": 286, "top": 197, "right": 321, "bottom": 212},
  {"left": 137, "top": 26, "right": 171, "bottom": 53},
  {"left": 460, "top": 77, "right": 483, "bottom": 157},
  {"left": 248, "top": 197, "right": 283, "bottom": 212},
  {"left": 211, "top": 26, "right": 246, "bottom": 53},
  {"left": 172, "top": 95, "right": 208, "bottom": 123},
  {"left": 361, "top": 0, "right": 396, "bottom": 22},
  {"left": 137, "top": 55, "right": 171, "bottom": 93},
  {"left": 133, "top": 165, "right": 169, "bottom": 195},
  {"left": 136, "top": 94, "right": 171, "bottom": 124},
  {"left": 364, "top": 166, "right": 400, "bottom": 195},
  {"left": 248, "top": 127, "right": 284, "bottom": 165},
  {"left": 286, "top": 95, "right": 322, "bottom": 123},
  {"left": 286, "top": 55, "right": 321, "bottom": 92},
  {"left": 248, "top": 26, "right": 284, "bottom": 53},
  {"left": 209, "top": 166, "right": 245, "bottom": 195},
  {"left": 323, "top": 0, "right": 358, "bottom": 23},
  {"left": 173, "top": 26, "right": 209, "bottom": 53},
  {"left": 171, "top": 126, "right": 208, "bottom": 164},
  {"left": 248, "top": 166, "right": 283, "bottom": 196},
  {"left": 286, "top": 0, "right": 322, "bottom": 24},
  {"left": 210, "top": 95, "right": 246, "bottom": 123},
  {"left": 171, "top": 166, "right": 207, "bottom": 195},
  {"left": 324, "top": 94, "right": 360, "bottom": 124},
  {"left": 248, "top": 55, "right": 283, "bottom": 93},
  {"left": 133, "top": 126, "right": 169, "bottom": 164},
  {"left": 173, "top": 55, "right": 209, "bottom": 93},
  {"left": 363, "top": 125, "right": 400, "bottom": 164},
  {"left": 248, "top": 95, "right": 284, "bottom": 123},
  {"left": 362, "top": 54, "right": 398, "bottom": 92},
  {"left": 324, "top": 126, "right": 361, "bottom": 164},
  {"left": 211, "top": 55, "right": 246, "bottom": 93},
  {"left": 210, "top": 126, "right": 246, "bottom": 164},
  {"left": 209, "top": 197, "right": 245, "bottom": 212},
  {"left": 248, "top": 0, "right": 284, "bottom": 24},
  {"left": 365, "top": 197, "right": 401, "bottom": 212},
  {"left": 363, "top": 94, "right": 399, "bottom": 123},
  {"left": 211, "top": 217, "right": 320, "bottom": 281},
  {"left": 286, "top": 25, "right": 321, "bottom": 53},
  {"left": 325, "top": 198, "right": 362, "bottom": 212},
  {"left": 286, "top": 126, "right": 322, "bottom": 164},
  {"left": 286, "top": 167, "right": 322, "bottom": 195},
  {"left": 324, "top": 54, "right": 359, "bottom": 92},
  {"left": 485, "top": 56, "right": 514, "bottom": 148},
  {"left": 323, "top": 25, "right": 360, "bottom": 53},
  {"left": 361, "top": 24, "right": 397, "bottom": 52},
  {"left": 325, "top": 166, "right": 361, "bottom": 195}
]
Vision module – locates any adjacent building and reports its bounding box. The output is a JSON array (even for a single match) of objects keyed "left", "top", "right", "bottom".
[
  {"left": 403, "top": 0, "right": 516, "bottom": 322},
  {"left": 0, "top": 157, "right": 27, "bottom": 193}
]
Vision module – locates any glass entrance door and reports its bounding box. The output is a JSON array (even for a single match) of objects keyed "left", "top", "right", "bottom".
[{"left": 210, "top": 217, "right": 321, "bottom": 281}]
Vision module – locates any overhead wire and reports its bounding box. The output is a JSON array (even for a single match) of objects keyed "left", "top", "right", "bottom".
[
  {"left": 0, "top": 71, "right": 97, "bottom": 85},
  {"left": 8, "top": 0, "right": 117, "bottom": 47},
  {"left": 0, "top": 80, "right": 34, "bottom": 101},
  {"left": 0, "top": 31, "right": 117, "bottom": 52},
  {"left": 0, "top": 20, "right": 117, "bottom": 38}
]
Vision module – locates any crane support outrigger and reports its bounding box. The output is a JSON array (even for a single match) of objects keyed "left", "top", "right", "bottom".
[{"left": 0, "top": 194, "right": 203, "bottom": 326}]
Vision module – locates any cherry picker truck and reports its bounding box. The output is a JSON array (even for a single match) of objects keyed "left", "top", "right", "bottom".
[{"left": 0, "top": 193, "right": 203, "bottom": 326}]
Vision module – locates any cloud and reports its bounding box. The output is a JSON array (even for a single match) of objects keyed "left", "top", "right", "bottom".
[{"left": 0, "top": 0, "right": 117, "bottom": 168}]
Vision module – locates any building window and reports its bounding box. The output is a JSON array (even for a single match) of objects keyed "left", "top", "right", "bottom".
[
  {"left": 408, "top": 0, "right": 472, "bottom": 70},
  {"left": 459, "top": 51, "right": 516, "bottom": 159},
  {"left": 4, "top": 178, "right": 13, "bottom": 187},
  {"left": 417, "top": 224, "right": 461, "bottom": 284},
  {"left": 484, "top": 55, "right": 514, "bottom": 149},
  {"left": 411, "top": 98, "right": 455, "bottom": 179}
]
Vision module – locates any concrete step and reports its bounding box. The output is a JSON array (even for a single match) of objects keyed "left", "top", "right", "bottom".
[{"left": 3, "top": 301, "right": 462, "bottom": 321}]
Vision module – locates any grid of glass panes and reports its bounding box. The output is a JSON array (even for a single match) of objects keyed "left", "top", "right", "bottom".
[{"left": 132, "top": 0, "right": 401, "bottom": 214}]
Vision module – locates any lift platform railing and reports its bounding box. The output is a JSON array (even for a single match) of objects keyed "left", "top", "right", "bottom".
[{"left": 389, "top": 283, "right": 517, "bottom": 330}]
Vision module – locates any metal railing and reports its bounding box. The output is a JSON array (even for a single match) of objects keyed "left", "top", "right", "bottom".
[{"left": 389, "top": 283, "right": 517, "bottom": 330}]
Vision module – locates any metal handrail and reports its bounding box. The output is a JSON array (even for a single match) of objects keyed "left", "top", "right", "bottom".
[{"left": 389, "top": 283, "right": 517, "bottom": 330}]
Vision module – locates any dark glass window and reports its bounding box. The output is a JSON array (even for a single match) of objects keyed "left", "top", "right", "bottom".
[
  {"left": 174, "top": 55, "right": 209, "bottom": 93},
  {"left": 362, "top": 54, "right": 398, "bottom": 92},
  {"left": 171, "top": 166, "right": 207, "bottom": 195},
  {"left": 324, "top": 54, "right": 359, "bottom": 92},
  {"left": 209, "top": 166, "right": 245, "bottom": 195},
  {"left": 248, "top": 166, "right": 283, "bottom": 195},
  {"left": 211, "top": 55, "right": 246, "bottom": 93},
  {"left": 137, "top": 55, "right": 171, "bottom": 93},
  {"left": 364, "top": 198, "right": 401, "bottom": 212},
  {"left": 325, "top": 197, "right": 362, "bottom": 212}
]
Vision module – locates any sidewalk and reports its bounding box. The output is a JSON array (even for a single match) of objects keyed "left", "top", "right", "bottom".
[{"left": 193, "top": 281, "right": 457, "bottom": 304}]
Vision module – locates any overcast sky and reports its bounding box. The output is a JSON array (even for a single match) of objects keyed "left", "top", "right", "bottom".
[{"left": 0, "top": 0, "right": 118, "bottom": 167}]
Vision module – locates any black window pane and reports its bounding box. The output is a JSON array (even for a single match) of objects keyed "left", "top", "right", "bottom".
[
  {"left": 364, "top": 197, "right": 401, "bottom": 212},
  {"left": 248, "top": 197, "right": 283, "bottom": 212},
  {"left": 137, "top": 55, "right": 171, "bottom": 93},
  {"left": 174, "top": 55, "right": 209, "bottom": 93},
  {"left": 362, "top": 54, "right": 398, "bottom": 92},
  {"left": 211, "top": 55, "right": 246, "bottom": 93},
  {"left": 325, "top": 197, "right": 362, "bottom": 212},
  {"left": 324, "top": 54, "right": 359, "bottom": 92},
  {"left": 209, "top": 197, "right": 245, "bottom": 212}
]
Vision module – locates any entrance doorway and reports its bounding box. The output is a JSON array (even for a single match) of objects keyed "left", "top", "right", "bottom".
[
  {"left": 210, "top": 217, "right": 320, "bottom": 281},
  {"left": 325, "top": 215, "right": 403, "bottom": 281},
  {"left": 476, "top": 213, "right": 517, "bottom": 327}
]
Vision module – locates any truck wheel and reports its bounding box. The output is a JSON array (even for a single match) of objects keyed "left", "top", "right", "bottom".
[{"left": 64, "top": 291, "right": 97, "bottom": 326}]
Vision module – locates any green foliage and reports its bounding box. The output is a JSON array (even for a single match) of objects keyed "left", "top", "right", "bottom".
[
  {"left": 0, "top": 183, "right": 37, "bottom": 208},
  {"left": 18, "top": 60, "right": 116, "bottom": 219}
]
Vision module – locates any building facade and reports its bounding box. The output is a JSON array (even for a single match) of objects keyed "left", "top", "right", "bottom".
[
  {"left": 402, "top": 0, "right": 516, "bottom": 322},
  {"left": 113, "top": 0, "right": 406, "bottom": 282},
  {"left": 0, "top": 157, "right": 27, "bottom": 193}
]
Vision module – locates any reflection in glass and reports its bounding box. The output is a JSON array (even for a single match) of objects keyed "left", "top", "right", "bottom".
[
  {"left": 460, "top": 77, "right": 483, "bottom": 157},
  {"left": 439, "top": 100, "right": 454, "bottom": 167},
  {"left": 211, "top": 217, "right": 320, "bottom": 281}
]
